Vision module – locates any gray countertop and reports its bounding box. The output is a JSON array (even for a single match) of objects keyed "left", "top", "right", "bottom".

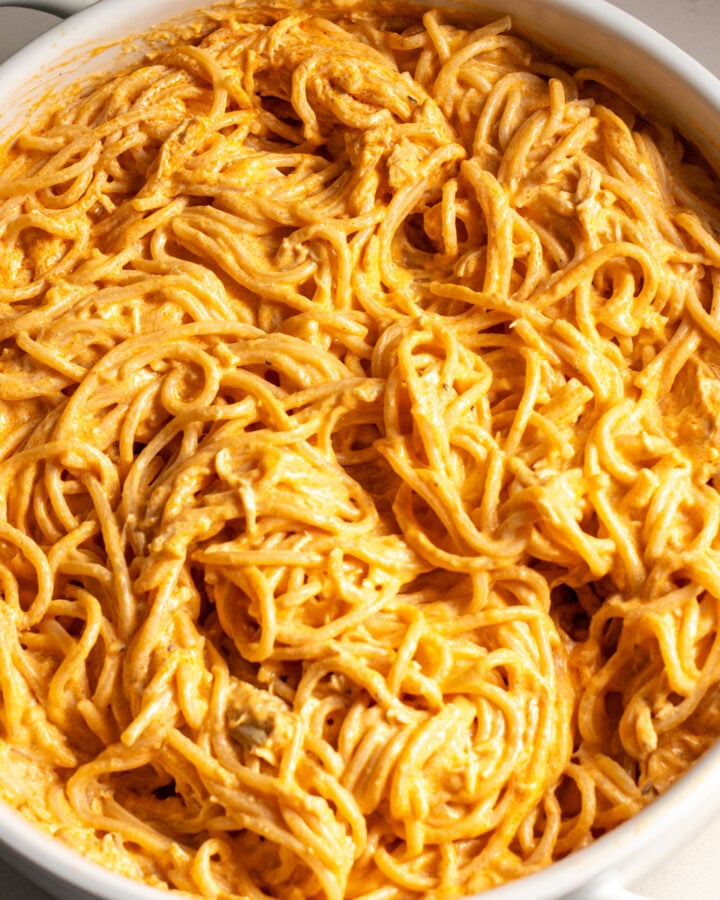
[{"left": 0, "top": 1, "right": 719, "bottom": 898}]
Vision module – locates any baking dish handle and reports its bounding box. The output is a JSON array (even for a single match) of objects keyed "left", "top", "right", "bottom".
[
  {"left": 0, "top": 0, "right": 95, "bottom": 17},
  {"left": 568, "top": 877, "right": 649, "bottom": 900}
]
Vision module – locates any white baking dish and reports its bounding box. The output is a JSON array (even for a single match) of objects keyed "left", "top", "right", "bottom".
[{"left": 0, "top": 1, "right": 719, "bottom": 899}]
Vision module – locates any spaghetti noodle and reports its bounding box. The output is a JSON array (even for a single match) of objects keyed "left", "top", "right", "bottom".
[{"left": 1, "top": 0, "right": 720, "bottom": 896}]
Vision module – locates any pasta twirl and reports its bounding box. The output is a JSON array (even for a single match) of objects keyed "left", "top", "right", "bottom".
[{"left": 1, "top": 1, "right": 720, "bottom": 897}]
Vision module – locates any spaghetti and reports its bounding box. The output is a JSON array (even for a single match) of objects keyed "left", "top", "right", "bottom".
[{"left": 1, "top": 0, "right": 720, "bottom": 896}]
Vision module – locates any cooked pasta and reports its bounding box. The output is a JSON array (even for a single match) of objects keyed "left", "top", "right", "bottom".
[{"left": 1, "top": 0, "right": 720, "bottom": 896}]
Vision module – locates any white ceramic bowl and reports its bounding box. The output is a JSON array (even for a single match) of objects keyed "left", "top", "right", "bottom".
[{"left": 0, "top": 2, "right": 719, "bottom": 899}]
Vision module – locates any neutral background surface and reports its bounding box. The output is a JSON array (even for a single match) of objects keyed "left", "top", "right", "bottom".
[{"left": 0, "top": 1, "right": 719, "bottom": 898}]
